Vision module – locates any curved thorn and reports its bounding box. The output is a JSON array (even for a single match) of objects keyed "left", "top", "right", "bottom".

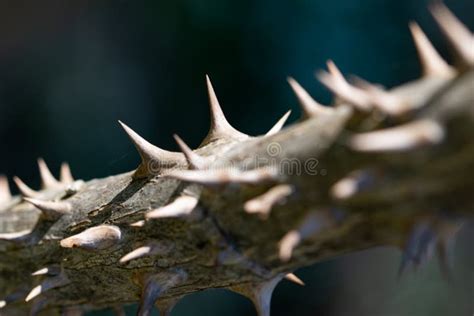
[
  {"left": 32, "top": 265, "right": 61, "bottom": 276},
  {"left": 316, "top": 61, "right": 372, "bottom": 111},
  {"left": 287, "top": 77, "right": 333, "bottom": 118},
  {"left": 59, "top": 163, "right": 74, "bottom": 184},
  {"left": 24, "top": 198, "right": 72, "bottom": 221},
  {"left": 173, "top": 135, "right": 210, "bottom": 170},
  {"left": 349, "top": 119, "right": 445, "bottom": 152},
  {"left": 265, "top": 110, "right": 291, "bottom": 136},
  {"left": 166, "top": 167, "right": 279, "bottom": 186},
  {"left": 25, "top": 273, "right": 70, "bottom": 302},
  {"left": 409, "top": 22, "right": 454, "bottom": 77},
  {"left": 0, "top": 175, "right": 12, "bottom": 204},
  {"left": 13, "top": 176, "right": 40, "bottom": 198},
  {"left": 138, "top": 270, "right": 187, "bottom": 316},
  {"left": 120, "top": 242, "right": 173, "bottom": 263},
  {"left": 229, "top": 275, "right": 283, "bottom": 316},
  {"left": 37, "top": 158, "right": 61, "bottom": 189},
  {"left": 60, "top": 225, "right": 122, "bottom": 250},
  {"left": 118, "top": 121, "right": 184, "bottom": 177},
  {"left": 146, "top": 196, "right": 198, "bottom": 219},
  {"left": 284, "top": 273, "right": 305, "bottom": 286},
  {"left": 244, "top": 184, "right": 293, "bottom": 219},
  {"left": 430, "top": 3, "right": 474, "bottom": 67},
  {"left": 201, "top": 75, "right": 248, "bottom": 145}
]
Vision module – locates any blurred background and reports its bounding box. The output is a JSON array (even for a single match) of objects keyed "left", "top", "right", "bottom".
[{"left": 0, "top": 0, "right": 472, "bottom": 315}]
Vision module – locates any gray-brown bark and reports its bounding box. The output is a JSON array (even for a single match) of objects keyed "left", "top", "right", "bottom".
[{"left": 0, "top": 3, "right": 473, "bottom": 315}]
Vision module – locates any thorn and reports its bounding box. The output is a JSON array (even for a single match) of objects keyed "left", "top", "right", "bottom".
[
  {"left": 430, "top": 3, "right": 474, "bottom": 67},
  {"left": 244, "top": 184, "right": 293, "bottom": 219},
  {"left": 287, "top": 77, "right": 333, "bottom": 118},
  {"left": 349, "top": 119, "right": 445, "bottom": 152},
  {"left": 173, "top": 135, "right": 211, "bottom": 170},
  {"left": 0, "top": 175, "right": 12, "bottom": 204},
  {"left": 130, "top": 220, "right": 146, "bottom": 228},
  {"left": 201, "top": 75, "right": 248, "bottom": 145},
  {"left": 284, "top": 273, "right": 305, "bottom": 286},
  {"left": 265, "top": 110, "right": 292, "bottom": 136},
  {"left": 60, "top": 163, "right": 74, "bottom": 184},
  {"left": 60, "top": 225, "right": 122, "bottom": 250},
  {"left": 118, "top": 121, "right": 185, "bottom": 177},
  {"left": 13, "top": 176, "right": 40, "bottom": 198},
  {"left": 0, "top": 300, "right": 5, "bottom": 308},
  {"left": 279, "top": 211, "right": 333, "bottom": 262},
  {"left": 330, "top": 170, "right": 375, "bottom": 200},
  {"left": 137, "top": 270, "right": 187, "bottom": 316},
  {"left": 31, "top": 265, "right": 60, "bottom": 276},
  {"left": 37, "top": 158, "right": 61, "bottom": 189},
  {"left": 120, "top": 242, "right": 173, "bottom": 263},
  {"left": 316, "top": 61, "right": 372, "bottom": 111},
  {"left": 353, "top": 77, "right": 414, "bottom": 116},
  {"left": 165, "top": 167, "right": 279, "bottom": 186},
  {"left": 229, "top": 275, "right": 284, "bottom": 316},
  {"left": 24, "top": 198, "right": 72, "bottom": 221},
  {"left": 25, "top": 273, "right": 69, "bottom": 302},
  {"left": 409, "top": 22, "right": 454, "bottom": 77},
  {"left": 146, "top": 196, "right": 198, "bottom": 219}
]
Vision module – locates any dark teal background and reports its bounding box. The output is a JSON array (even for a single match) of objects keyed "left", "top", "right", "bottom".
[{"left": 0, "top": 1, "right": 472, "bottom": 315}]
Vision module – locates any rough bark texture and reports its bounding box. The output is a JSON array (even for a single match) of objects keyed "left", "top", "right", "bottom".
[{"left": 0, "top": 4, "right": 473, "bottom": 316}]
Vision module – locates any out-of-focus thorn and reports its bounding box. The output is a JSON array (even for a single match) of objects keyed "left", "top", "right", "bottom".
[
  {"left": 430, "top": 3, "right": 474, "bottom": 67},
  {"left": 24, "top": 198, "right": 72, "bottom": 221},
  {"left": 60, "top": 225, "right": 122, "bottom": 250},
  {"left": 330, "top": 169, "right": 375, "bottom": 200},
  {"left": 409, "top": 22, "right": 455, "bottom": 77},
  {"left": 120, "top": 242, "right": 172, "bottom": 263},
  {"left": 25, "top": 273, "right": 70, "bottom": 302},
  {"left": 118, "top": 121, "right": 185, "bottom": 178},
  {"left": 173, "top": 135, "right": 212, "bottom": 170},
  {"left": 31, "top": 265, "right": 60, "bottom": 276},
  {"left": 316, "top": 61, "right": 372, "bottom": 111},
  {"left": 244, "top": 184, "right": 293, "bottom": 219},
  {"left": 279, "top": 211, "right": 334, "bottom": 262},
  {"left": 284, "top": 273, "right": 305, "bottom": 286},
  {"left": 130, "top": 220, "right": 146, "bottom": 228},
  {"left": 287, "top": 77, "right": 334, "bottom": 118},
  {"left": 265, "top": 110, "right": 292, "bottom": 136},
  {"left": 229, "top": 275, "right": 284, "bottom": 316},
  {"left": 37, "top": 158, "right": 61, "bottom": 189},
  {"left": 137, "top": 270, "right": 188, "bottom": 316},
  {"left": 13, "top": 176, "right": 40, "bottom": 198},
  {"left": 349, "top": 119, "right": 445, "bottom": 152},
  {"left": 201, "top": 75, "right": 248, "bottom": 145},
  {"left": 165, "top": 167, "right": 279, "bottom": 186},
  {"left": 0, "top": 175, "right": 12, "bottom": 204},
  {"left": 0, "top": 300, "right": 6, "bottom": 308},
  {"left": 146, "top": 196, "right": 198, "bottom": 219},
  {"left": 59, "top": 163, "right": 74, "bottom": 184}
]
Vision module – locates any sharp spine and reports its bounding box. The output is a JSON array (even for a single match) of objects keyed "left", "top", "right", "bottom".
[
  {"left": 146, "top": 196, "right": 198, "bottom": 219},
  {"left": 409, "top": 22, "right": 454, "bottom": 77},
  {"left": 287, "top": 77, "right": 333, "bottom": 118},
  {"left": 120, "top": 242, "right": 172, "bottom": 263},
  {"left": 430, "top": 3, "right": 474, "bottom": 67},
  {"left": 13, "top": 176, "right": 40, "bottom": 198},
  {"left": 0, "top": 175, "right": 12, "bottom": 204},
  {"left": 38, "top": 158, "right": 61, "bottom": 189},
  {"left": 118, "top": 121, "right": 185, "bottom": 178},
  {"left": 32, "top": 265, "right": 60, "bottom": 276},
  {"left": 60, "top": 225, "right": 122, "bottom": 250},
  {"left": 24, "top": 198, "right": 72, "bottom": 221},
  {"left": 201, "top": 75, "right": 248, "bottom": 145},
  {"left": 173, "top": 134, "right": 211, "bottom": 170},
  {"left": 25, "top": 273, "right": 70, "bottom": 302},
  {"left": 317, "top": 61, "right": 372, "bottom": 111},
  {"left": 349, "top": 119, "right": 445, "bottom": 152},
  {"left": 60, "top": 163, "right": 75, "bottom": 184},
  {"left": 284, "top": 273, "right": 305, "bottom": 286},
  {"left": 265, "top": 110, "right": 291, "bottom": 136}
]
